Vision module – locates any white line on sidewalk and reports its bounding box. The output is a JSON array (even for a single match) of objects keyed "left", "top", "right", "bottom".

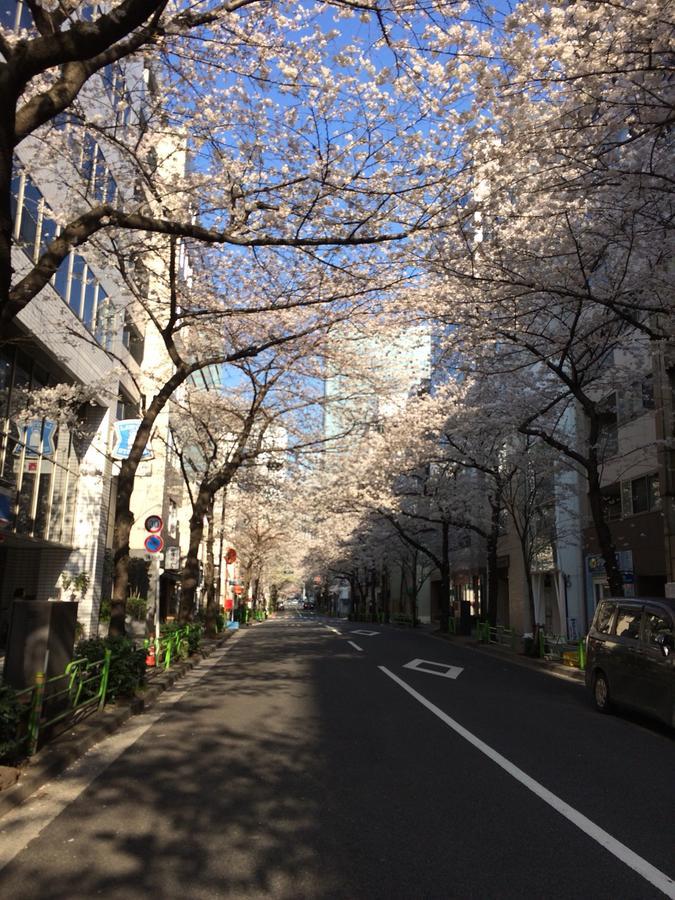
[
  {"left": 0, "top": 633, "right": 245, "bottom": 872},
  {"left": 379, "top": 666, "right": 675, "bottom": 899},
  {"left": 347, "top": 641, "right": 364, "bottom": 652}
]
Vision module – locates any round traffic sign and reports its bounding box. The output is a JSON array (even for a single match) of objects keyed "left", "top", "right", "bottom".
[
  {"left": 144, "top": 515, "right": 163, "bottom": 534},
  {"left": 225, "top": 548, "right": 237, "bottom": 564},
  {"left": 144, "top": 533, "right": 164, "bottom": 553}
]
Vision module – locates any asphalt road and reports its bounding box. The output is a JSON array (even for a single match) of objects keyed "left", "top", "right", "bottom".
[{"left": 0, "top": 614, "right": 673, "bottom": 900}]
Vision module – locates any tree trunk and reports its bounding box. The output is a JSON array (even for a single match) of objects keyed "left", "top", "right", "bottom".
[
  {"left": 439, "top": 519, "right": 451, "bottom": 633},
  {"left": 0, "top": 68, "right": 18, "bottom": 326},
  {"left": 381, "top": 565, "right": 390, "bottom": 622},
  {"left": 204, "top": 497, "right": 219, "bottom": 637},
  {"left": 410, "top": 552, "right": 419, "bottom": 626},
  {"left": 109, "top": 368, "right": 189, "bottom": 636},
  {"left": 178, "top": 484, "right": 211, "bottom": 623},
  {"left": 587, "top": 464, "right": 624, "bottom": 597},
  {"left": 486, "top": 498, "right": 500, "bottom": 626}
]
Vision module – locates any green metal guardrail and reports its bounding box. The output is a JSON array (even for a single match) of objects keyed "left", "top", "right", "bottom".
[
  {"left": 540, "top": 631, "right": 587, "bottom": 670},
  {"left": 476, "top": 621, "right": 586, "bottom": 668},
  {"left": 144, "top": 623, "right": 202, "bottom": 672},
  {"left": 7, "top": 650, "right": 112, "bottom": 758}
]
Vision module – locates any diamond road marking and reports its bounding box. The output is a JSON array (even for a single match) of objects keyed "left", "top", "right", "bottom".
[
  {"left": 351, "top": 630, "right": 380, "bottom": 637},
  {"left": 403, "top": 658, "right": 463, "bottom": 679}
]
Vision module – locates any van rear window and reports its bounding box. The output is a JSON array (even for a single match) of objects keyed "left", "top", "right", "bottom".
[{"left": 594, "top": 602, "right": 616, "bottom": 634}]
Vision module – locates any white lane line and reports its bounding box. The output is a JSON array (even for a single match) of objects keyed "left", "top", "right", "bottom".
[
  {"left": 379, "top": 666, "right": 675, "bottom": 899},
  {"left": 0, "top": 634, "right": 245, "bottom": 872},
  {"left": 326, "top": 626, "right": 341, "bottom": 634},
  {"left": 347, "top": 641, "right": 364, "bottom": 652}
]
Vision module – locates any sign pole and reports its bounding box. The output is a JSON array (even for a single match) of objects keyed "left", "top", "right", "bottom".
[{"left": 155, "top": 557, "right": 161, "bottom": 644}]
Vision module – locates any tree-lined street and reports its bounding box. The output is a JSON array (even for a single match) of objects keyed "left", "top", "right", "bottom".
[{"left": 1, "top": 616, "right": 672, "bottom": 899}]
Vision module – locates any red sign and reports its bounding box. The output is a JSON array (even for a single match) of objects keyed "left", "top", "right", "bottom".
[
  {"left": 233, "top": 585, "right": 244, "bottom": 596},
  {"left": 224, "top": 599, "right": 234, "bottom": 610},
  {"left": 225, "top": 548, "right": 237, "bottom": 564}
]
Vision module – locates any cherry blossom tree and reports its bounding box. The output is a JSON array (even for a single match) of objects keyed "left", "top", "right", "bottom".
[
  {"left": 422, "top": 0, "right": 673, "bottom": 601},
  {"left": 169, "top": 339, "right": 328, "bottom": 629},
  {"left": 1, "top": 0, "right": 494, "bottom": 634},
  {"left": 0, "top": 0, "right": 487, "bottom": 328}
]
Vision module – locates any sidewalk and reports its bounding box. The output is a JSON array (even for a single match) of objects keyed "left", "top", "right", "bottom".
[
  {"left": 413, "top": 622, "right": 585, "bottom": 684},
  {"left": 0, "top": 629, "right": 235, "bottom": 820}
]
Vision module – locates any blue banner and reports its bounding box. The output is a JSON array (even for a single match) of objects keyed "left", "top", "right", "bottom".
[
  {"left": 112, "top": 419, "right": 153, "bottom": 460},
  {"left": 14, "top": 419, "right": 57, "bottom": 457}
]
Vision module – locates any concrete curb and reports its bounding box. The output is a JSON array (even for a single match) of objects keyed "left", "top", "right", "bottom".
[{"left": 0, "top": 631, "right": 233, "bottom": 820}]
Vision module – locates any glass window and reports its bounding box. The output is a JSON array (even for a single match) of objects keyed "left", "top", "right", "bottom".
[
  {"left": 594, "top": 601, "right": 616, "bottom": 635},
  {"left": 18, "top": 178, "right": 41, "bottom": 255},
  {"left": 105, "top": 171, "right": 118, "bottom": 205},
  {"left": 598, "top": 393, "right": 618, "bottom": 458},
  {"left": 631, "top": 476, "right": 650, "bottom": 514},
  {"left": 40, "top": 211, "right": 58, "bottom": 253},
  {"left": 15, "top": 470, "right": 35, "bottom": 535},
  {"left": 168, "top": 499, "right": 178, "bottom": 537},
  {"left": 69, "top": 255, "right": 86, "bottom": 317},
  {"left": 81, "top": 132, "right": 96, "bottom": 186},
  {"left": 615, "top": 607, "right": 642, "bottom": 640},
  {"left": 649, "top": 475, "right": 661, "bottom": 511},
  {"left": 10, "top": 169, "right": 21, "bottom": 222},
  {"left": 0, "top": 0, "right": 18, "bottom": 31},
  {"left": 10, "top": 352, "right": 30, "bottom": 416},
  {"left": 17, "top": 0, "right": 32, "bottom": 29},
  {"left": 641, "top": 375, "right": 654, "bottom": 411},
  {"left": 117, "top": 392, "right": 139, "bottom": 421},
  {"left": 601, "top": 484, "right": 622, "bottom": 520},
  {"left": 629, "top": 475, "right": 660, "bottom": 515},
  {"left": 643, "top": 610, "right": 673, "bottom": 648},
  {"left": 54, "top": 253, "right": 72, "bottom": 302},
  {"left": 82, "top": 270, "right": 97, "bottom": 329},
  {"left": 93, "top": 148, "right": 107, "bottom": 201},
  {"left": 0, "top": 347, "right": 13, "bottom": 419}
]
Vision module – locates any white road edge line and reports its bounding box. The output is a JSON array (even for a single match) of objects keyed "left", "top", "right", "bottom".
[
  {"left": 379, "top": 666, "right": 675, "bottom": 899},
  {"left": 0, "top": 633, "right": 246, "bottom": 873},
  {"left": 347, "top": 641, "right": 364, "bottom": 652}
]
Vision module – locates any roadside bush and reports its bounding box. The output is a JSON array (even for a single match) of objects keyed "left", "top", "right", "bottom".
[
  {"left": 74, "top": 636, "right": 146, "bottom": 700},
  {"left": 161, "top": 622, "right": 202, "bottom": 655},
  {"left": 126, "top": 594, "right": 148, "bottom": 621},
  {"left": 0, "top": 684, "right": 22, "bottom": 763}
]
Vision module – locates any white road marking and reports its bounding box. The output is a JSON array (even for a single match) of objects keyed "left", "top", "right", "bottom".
[
  {"left": 347, "top": 641, "right": 364, "bottom": 652},
  {"left": 0, "top": 633, "right": 245, "bottom": 872},
  {"left": 379, "top": 666, "right": 675, "bottom": 899},
  {"left": 351, "top": 630, "right": 379, "bottom": 637},
  {"left": 403, "top": 658, "right": 463, "bottom": 679},
  {"left": 326, "top": 626, "right": 341, "bottom": 634}
]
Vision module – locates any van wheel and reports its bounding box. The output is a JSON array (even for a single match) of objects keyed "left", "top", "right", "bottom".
[{"left": 593, "top": 671, "right": 611, "bottom": 712}]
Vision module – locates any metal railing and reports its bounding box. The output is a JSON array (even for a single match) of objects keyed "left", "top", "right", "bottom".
[
  {"left": 7, "top": 650, "right": 112, "bottom": 758},
  {"left": 144, "top": 624, "right": 202, "bottom": 672},
  {"left": 474, "top": 622, "right": 586, "bottom": 669},
  {"left": 539, "top": 630, "right": 586, "bottom": 669}
]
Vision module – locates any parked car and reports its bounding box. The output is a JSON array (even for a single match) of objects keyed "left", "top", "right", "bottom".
[{"left": 585, "top": 597, "right": 674, "bottom": 727}]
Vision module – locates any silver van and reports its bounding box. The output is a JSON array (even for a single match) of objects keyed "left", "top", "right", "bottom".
[{"left": 585, "top": 597, "right": 674, "bottom": 727}]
